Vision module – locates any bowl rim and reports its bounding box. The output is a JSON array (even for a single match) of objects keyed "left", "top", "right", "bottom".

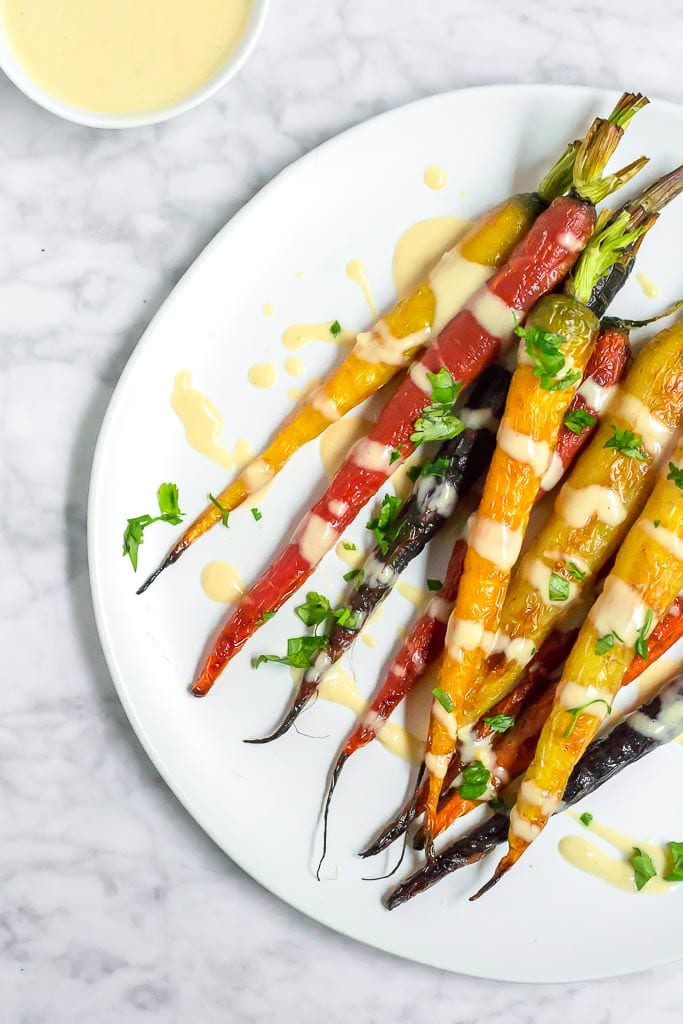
[{"left": 0, "top": 0, "right": 269, "bottom": 129}]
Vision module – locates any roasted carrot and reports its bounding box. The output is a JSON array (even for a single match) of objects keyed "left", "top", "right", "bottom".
[
  {"left": 192, "top": 107, "right": 646, "bottom": 696},
  {"left": 622, "top": 594, "right": 683, "bottom": 685},
  {"left": 247, "top": 364, "right": 510, "bottom": 744},
  {"left": 386, "top": 665, "right": 683, "bottom": 908},
  {"left": 459, "top": 321, "right": 683, "bottom": 760},
  {"left": 477, "top": 435, "right": 683, "bottom": 897},
  {"left": 359, "top": 624, "right": 576, "bottom": 859},
  {"left": 137, "top": 120, "right": 588, "bottom": 593}
]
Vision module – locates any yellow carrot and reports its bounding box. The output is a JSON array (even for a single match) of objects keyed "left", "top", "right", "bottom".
[
  {"left": 480, "top": 434, "right": 683, "bottom": 894},
  {"left": 422, "top": 293, "right": 599, "bottom": 855}
]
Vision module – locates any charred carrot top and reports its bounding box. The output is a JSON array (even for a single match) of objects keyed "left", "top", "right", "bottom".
[
  {"left": 191, "top": 103, "right": 647, "bottom": 697},
  {"left": 386, "top": 667, "right": 683, "bottom": 909},
  {"left": 464, "top": 321, "right": 683, "bottom": 749},
  {"left": 138, "top": 94, "right": 647, "bottom": 593},
  {"left": 477, "top": 436, "right": 683, "bottom": 897}
]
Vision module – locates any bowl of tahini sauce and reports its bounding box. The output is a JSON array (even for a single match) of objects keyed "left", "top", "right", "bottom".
[{"left": 0, "top": 0, "right": 267, "bottom": 128}]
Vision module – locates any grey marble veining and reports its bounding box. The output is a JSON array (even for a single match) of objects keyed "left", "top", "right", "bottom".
[{"left": 3, "top": 0, "right": 683, "bottom": 1020}]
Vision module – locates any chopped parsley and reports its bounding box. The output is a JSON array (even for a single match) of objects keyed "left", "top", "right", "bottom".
[
  {"left": 343, "top": 567, "right": 364, "bottom": 586},
  {"left": 389, "top": 448, "right": 402, "bottom": 465},
  {"left": 208, "top": 492, "right": 230, "bottom": 527},
  {"left": 579, "top": 812, "right": 593, "bottom": 827},
  {"left": 630, "top": 847, "right": 657, "bottom": 891},
  {"left": 483, "top": 713, "right": 515, "bottom": 733},
  {"left": 427, "top": 579, "right": 443, "bottom": 592},
  {"left": 254, "top": 635, "right": 329, "bottom": 670},
  {"left": 563, "top": 698, "right": 612, "bottom": 738},
  {"left": 256, "top": 611, "right": 276, "bottom": 625},
  {"left": 251, "top": 507, "right": 263, "bottom": 521},
  {"left": 567, "top": 561, "right": 587, "bottom": 583},
  {"left": 457, "top": 761, "right": 491, "bottom": 801},
  {"left": 421, "top": 456, "right": 451, "bottom": 478},
  {"left": 603, "top": 424, "right": 648, "bottom": 461},
  {"left": 329, "top": 320, "right": 342, "bottom": 338},
  {"left": 366, "top": 494, "right": 403, "bottom": 554},
  {"left": 635, "top": 608, "right": 654, "bottom": 660},
  {"left": 432, "top": 687, "right": 454, "bottom": 713},
  {"left": 595, "top": 630, "right": 624, "bottom": 656},
  {"left": 515, "top": 323, "right": 580, "bottom": 391},
  {"left": 667, "top": 462, "right": 683, "bottom": 491},
  {"left": 295, "top": 591, "right": 332, "bottom": 629},
  {"left": 549, "top": 571, "right": 570, "bottom": 602},
  {"left": 122, "top": 482, "right": 186, "bottom": 571},
  {"left": 664, "top": 840, "right": 683, "bottom": 882},
  {"left": 342, "top": 541, "right": 357, "bottom": 551},
  {"left": 406, "top": 464, "right": 422, "bottom": 483},
  {"left": 654, "top": 520, "right": 661, "bottom": 529},
  {"left": 563, "top": 408, "right": 597, "bottom": 435},
  {"left": 334, "top": 607, "right": 360, "bottom": 630},
  {"left": 410, "top": 368, "right": 464, "bottom": 444}
]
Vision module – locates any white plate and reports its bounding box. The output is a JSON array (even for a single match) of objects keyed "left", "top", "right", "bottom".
[{"left": 88, "top": 84, "right": 683, "bottom": 982}]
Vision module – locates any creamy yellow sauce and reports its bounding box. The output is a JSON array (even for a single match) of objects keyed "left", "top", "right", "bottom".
[
  {"left": 345, "top": 259, "right": 378, "bottom": 317},
  {"left": 3, "top": 0, "right": 252, "bottom": 115},
  {"left": 317, "top": 662, "right": 424, "bottom": 763},
  {"left": 262, "top": 303, "right": 275, "bottom": 317},
  {"left": 319, "top": 415, "right": 373, "bottom": 479},
  {"left": 423, "top": 165, "right": 448, "bottom": 190},
  {"left": 282, "top": 322, "right": 354, "bottom": 350},
  {"left": 559, "top": 813, "right": 681, "bottom": 895},
  {"left": 284, "top": 356, "right": 305, "bottom": 378},
  {"left": 389, "top": 452, "right": 425, "bottom": 500},
  {"left": 334, "top": 540, "right": 365, "bottom": 568},
  {"left": 636, "top": 272, "right": 660, "bottom": 298},
  {"left": 170, "top": 370, "right": 253, "bottom": 471},
  {"left": 247, "top": 361, "right": 278, "bottom": 389},
  {"left": 396, "top": 581, "right": 428, "bottom": 609},
  {"left": 392, "top": 215, "right": 469, "bottom": 297},
  {"left": 200, "top": 560, "right": 244, "bottom": 603},
  {"left": 361, "top": 632, "right": 378, "bottom": 648}
]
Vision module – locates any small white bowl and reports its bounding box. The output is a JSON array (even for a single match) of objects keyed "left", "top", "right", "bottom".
[{"left": 0, "top": 0, "right": 269, "bottom": 129}]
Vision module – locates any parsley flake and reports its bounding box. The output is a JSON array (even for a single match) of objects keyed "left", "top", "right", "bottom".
[
  {"left": 208, "top": 492, "right": 230, "bottom": 527},
  {"left": 664, "top": 841, "right": 683, "bottom": 882},
  {"left": 251, "top": 507, "right": 263, "bottom": 521},
  {"left": 580, "top": 812, "right": 593, "bottom": 827},
  {"left": 457, "top": 761, "right": 491, "bottom": 801},
  {"left": 667, "top": 462, "right": 683, "bottom": 491},
  {"left": 595, "top": 631, "right": 624, "bottom": 656},
  {"left": 515, "top": 323, "right": 579, "bottom": 391},
  {"left": 432, "top": 687, "right": 454, "bottom": 713},
  {"left": 563, "top": 698, "right": 612, "bottom": 738},
  {"left": 630, "top": 847, "right": 657, "bottom": 891},
  {"left": 604, "top": 424, "right": 648, "bottom": 461},
  {"left": 427, "top": 579, "right": 443, "bottom": 592},
  {"left": 254, "top": 635, "right": 329, "bottom": 670},
  {"left": 366, "top": 494, "right": 403, "bottom": 555},
  {"left": 549, "top": 571, "right": 570, "bottom": 602},
  {"left": 410, "top": 369, "right": 464, "bottom": 444},
  {"left": 567, "top": 561, "right": 587, "bottom": 582},
  {"left": 563, "top": 408, "right": 597, "bottom": 435},
  {"left": 635, "top": 608, "right": 654, "bottom": 660},
  {"left": 483, "top": 713, "right": 515, "bottom": 733},
  {"left": 122, "top": 482, "right": 186, "bottom": 571},
  {"left": 329, "top": 320, "right": 342, "bottom": 338}
]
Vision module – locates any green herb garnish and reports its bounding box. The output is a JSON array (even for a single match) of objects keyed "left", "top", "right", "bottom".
[
  {"left": 432, "top": 687, "right": 454, "bottom": 713},
  {"left": 410, "top": 369, "right": 464, "bottom": 444},
  {"left": 630, "top": 847, "right": 657, "bottom": 891},
  {"left": 389, "top": 448, "right": 402, "bottom": 465},
  {"left": 343, "top": 567, "right": 364, "bottom": 586},
  {"left": 427, "top": 579, "right": 443, "bottom": 592},
  {"left": 515, "top": 324, "right": 579, "bottom": 391},
  {"left": 567, "top": 561, "right": 587, "bottom": 583},
  {"left": 563, "top": 698, "right": 612, "bottom": 738},
  {"left": 406, "top": 465, "right": 422, "bottom": 483},
  {"left": 122, "top": 482, "right": 186, "bottom": 571},
  {"left": 334, "top": 607, "right": 360, "bottom": 630},
  {"left": 549, "top": 572, "right": 570, "bottom": 602},
  {"left": 257, "top": 611, "right": 276, "bottom": 625},
  {"left": 254, "top": 635, "right": 329, "bottom": 670},
  {"left": 366, "top": 494, "right": 403, "bottom": 555},
  {"left": 667, "top": 462, "right": 683, "bottom": 491},
  {"left": 251, "top": 507, "right": 263, "bottom": 521},
  {"left": 604, "top": 424, "right": 648, "bottom": 461},
  {"left": 458, "top": 761, "right": 491, "bottom": 800},
  {"left": 329, "top": 320, "right": 342, "bottom": 338},
  {"left": 421, "top": 456, "right": 451, "bottom": 478},
  {"left": 483, "top": 713, "right": 515, "bottom": 733},
  {"left": 635, "top": 608, "right": 654, "bottom": 660},
  {"left": 295, "top": 591, "right": 332, "bottom": 629},
  {"left": 563, "top": 408, "right": 597, "bottom": 435},
  {"left": 664, "top": 841, "right": 683, "bottom": 882},
  {"left": 595, "top": 631, "right": 624, "bottom": 656},
  {"left": 208, "top": 492, "right": 230, "bottom": 527},
  {"left": 342, "top": 541, "right": 357, "bottom": 551},
  {"left": 580, "top": 812, "right": 593, "bottom": 827}
]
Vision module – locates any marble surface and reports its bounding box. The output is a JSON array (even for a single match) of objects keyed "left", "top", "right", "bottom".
[{"left": 3, "top": 0, "right": 683, "bottom": 1019}]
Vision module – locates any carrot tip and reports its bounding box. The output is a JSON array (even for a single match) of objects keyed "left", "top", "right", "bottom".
[
  {"left": 136, "top": 547, "right": 183, "bottom": 594},
  {"left": 469, "top": 848, "right": 520, "bottom": 900},
  {"left": 244, "top": 685, "right": 317, "bottom": 744}
]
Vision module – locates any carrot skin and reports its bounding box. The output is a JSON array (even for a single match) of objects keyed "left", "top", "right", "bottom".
[{"left": 192, "top": 197, "right": 595, "bottom": 694}]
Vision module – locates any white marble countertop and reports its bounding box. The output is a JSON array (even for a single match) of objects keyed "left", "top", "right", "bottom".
[{"left": 4, "top": 0, "right": 683, "bottom": 1019}]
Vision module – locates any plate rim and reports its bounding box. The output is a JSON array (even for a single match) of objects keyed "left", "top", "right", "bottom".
[{"left": 87, "top": 81, "right": 683, "bottom": 983}]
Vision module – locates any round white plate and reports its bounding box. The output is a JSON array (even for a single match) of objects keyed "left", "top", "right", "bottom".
[{"left": 89, "top": 84, "right": 683, "bottom": 982}]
